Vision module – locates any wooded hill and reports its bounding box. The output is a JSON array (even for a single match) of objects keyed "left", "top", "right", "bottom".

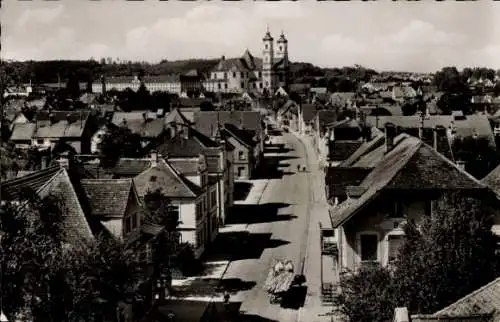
[{"left": 1, "top": 58, "right": 378, "bottom": 86}]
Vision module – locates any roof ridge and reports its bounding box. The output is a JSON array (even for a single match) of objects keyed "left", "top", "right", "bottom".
[
  {"left": 35, "top": 167, "right": 66, "bottom": 193},
  {"left": 434, "top": 276, "right": 500, "bottom": 316},
  {"left": 2, "top": 165, "right": 61, "bottom": 186}
]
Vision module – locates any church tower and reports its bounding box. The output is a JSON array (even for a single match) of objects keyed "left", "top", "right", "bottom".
[
  {"left": 275, "top": 31, "right": 289, "bottom": 90},
  {"left": 262, "top": 28, "right": 274, "bottom": 93}
]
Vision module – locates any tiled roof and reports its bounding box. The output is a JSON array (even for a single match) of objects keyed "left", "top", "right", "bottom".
[
  {"left": 165, "top": 108, "right": 191, "bottom": 125},
  {"left": 80, "top": 179, "right": 134, "bottom": 217},
  {"left": 316, "top": 110, "right": 338, "bottom": 132},
  {"left": 340, "top": 131, "right": 385, "bottom": 167},
  {"left": 133, "top": 159, "right": 202, "bottom": 199},
  {"left": 143, "top": 75, "right": 180, "bottom": 83},
  {"left": 213, "top": 51, "right": 262, "bottom": 72},
  {"left": 328, "top": 141, "right": 364, "bottom": 162},
  {"left": 329, "top": 92, "right": 356, "bottom": 106},
  {"left": 112, "top": 159, "right": 153, "bottom": 177},
  {"left": 365, "top": 115, "right": 496, "bottom": 148},
  {"left": 177, "top": 97, "right": 211, "bottom": 108},
  {"left": 432, "top": 277, "right": 500, "bottom": 320},
  {"left": 278, "top": 100, "right": 298, "bottom": 115},
  {"left": 193, "top": 111, "right": 262, "bottom": 138},
  {"left": 222, "top": 123, "right": 257, "bottom": 148},
  {"left": 32, "top": 111, "right": 91, "bottom": 139},
  {"left": 111, "top": 112, "right": 165, "bottom": 138},
  {"left": 1, "top": 165, "right": 62, "bottom": 200},
  {"left": 326, "top": 167, "right": 371, "bottom": 199},
  {"left": 482, "top": 164, "right": 500, "bottom": 198},
  {"left": 33, "top": 168, "right": 94, "bottom": 243},
  {"left": 154, "top": 128, "right": 220, "bottom": 158},
  {"left": 10, "top": 123, "right": 36, "bottom": 141},
  {"left": 168, "top": 158, "right": 201, "bottom": 175},
  {"left": 330, "top": 134, "right": 486, "bottom": 228}
]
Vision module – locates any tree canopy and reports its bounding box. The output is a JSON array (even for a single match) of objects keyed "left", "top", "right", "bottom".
[{"left": 99, "top": 125, "right": 143, "bottom": 168}]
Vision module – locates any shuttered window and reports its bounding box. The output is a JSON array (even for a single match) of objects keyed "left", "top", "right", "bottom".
[{"left": 360, "top": 234, "right": 378, "bottom": 261}]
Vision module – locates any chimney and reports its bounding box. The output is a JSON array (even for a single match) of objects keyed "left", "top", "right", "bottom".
[
  {"left": 49, "top": 113, "right": 56, "bottom": 124},
  {"left": 40, "top": 155, "right": 49, "bottom": 170},
  {"left": 456, "top": 160, "right": 466, "bottom": 171},
  {"left": 56, "top": 153, "right": 70, "bottom": 170},
  {"left": 418, "top": 124, "right": 424, "bottom": 140},
  {"left": 384, "top": 122, "right": 396, "bottom": 152},
  {"left": 433, "top": 125, "right": 446, "bottom": 151},
  {"left": 150, "top": 151, "right": 158, "bottom": 167}
]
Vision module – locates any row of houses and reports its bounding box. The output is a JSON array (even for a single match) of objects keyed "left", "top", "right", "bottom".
[
  {"left": 8, "top": 109, "right": 265, "bottom": 180},
  {"left": 6, "top": 108, "right": 265, "bottom": 259}
]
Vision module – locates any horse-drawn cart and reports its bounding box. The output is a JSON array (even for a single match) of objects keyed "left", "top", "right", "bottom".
[{"left": 264, "top": 260, "right": 298, "bottom": 305}]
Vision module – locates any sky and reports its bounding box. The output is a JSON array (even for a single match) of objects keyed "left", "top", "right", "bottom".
[{"left": 2, "top": 1, "right": 500, "bottom": 73}]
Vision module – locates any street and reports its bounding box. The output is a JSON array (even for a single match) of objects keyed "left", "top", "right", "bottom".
[{"left": 216, "top": 130, "right": 332, "bottom": 322}]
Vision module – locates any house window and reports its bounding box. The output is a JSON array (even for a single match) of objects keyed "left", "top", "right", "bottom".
[
  {"left": 241, "top": 82, "right": 244, "bottom": 88},
  {"left": 237, "top": 167, "right": 245, "bottom": 178},
  {"left": 37, "top": 139, "right": 44, "bottom": 144},
  {"left": 389, "top": 201, "right": 404, "bottom": 218},
  {"left": 265, "top": 81, "right": 269, "bottom": 87},
  {"left": 279, "top": 46, "right": 283, "bottom": 51},
  {"left": 211, "top": 214, "right": 217, "bottom": 231},
  {"left": 224, "top": 84, "right": 228, "bottom": 89},
  {"left": 253, "top": 83, "right": 256, "bottom": 89},
  {"left": 265, "top": 44, "right": 268, "bottom": 50},
  {"left": 258, "top": 72, "right": 262, "bottom": 78},
  {"left": 224, "top": 73, "right": 227, "bottom": 79},
  {"left": 132, "top": 212, "right": 138, "bottom": 229},
  {"left": 388, "top": 235, "right": 405, "bottom": 263},
  {"left": 241, "top": 72, "right": 244, "bottom": 78},
  {"left": 360, "top": 234, "right": 378, "bottom": 262},
  {"left": 238, "top": 151, "right": 245, "bottom": 160},
  {"left": 233, "top": 72, "right": 236, "bottom": 78},
  {"left": 259, "top": 83, "right": 263, "bottom": 89},
  {"left": 218, "top": 83, "right": 221, "bottom": 89},
  {"left": 168, "top": 204, "right": 179, "bottom": 222}
]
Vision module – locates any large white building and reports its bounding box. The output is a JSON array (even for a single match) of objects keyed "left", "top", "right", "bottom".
[{"left": 204, "top": 29, "right": 290, "bottom": 94}]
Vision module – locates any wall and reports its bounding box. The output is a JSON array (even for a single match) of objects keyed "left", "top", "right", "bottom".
[
  {"left": 340, "top": 198, "right": 427, "bottom": 272},
  {"left": 227, "top": 136, "right": 251, "bottom": 179}
]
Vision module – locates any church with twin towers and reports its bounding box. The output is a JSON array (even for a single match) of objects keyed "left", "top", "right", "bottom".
[{"left": 208, "top": 28, "right": 290, "bottom": 94}]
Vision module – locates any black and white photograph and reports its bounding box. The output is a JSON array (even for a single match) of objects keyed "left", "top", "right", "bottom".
[{"left": 1, "top": 1, "right": 500, "bottom": 321}]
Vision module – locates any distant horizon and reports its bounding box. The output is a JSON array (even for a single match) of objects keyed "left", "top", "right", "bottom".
[{"left": 2, "top": 1, "right": 500, "bottom": 73}]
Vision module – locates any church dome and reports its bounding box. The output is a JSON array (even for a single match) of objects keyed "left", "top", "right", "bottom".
[
  {"left": 277, "top": 32, "right": 287, "bottom": 43},
  {"left": 263, "top": 30, "right": 273, "bottom": 41}
]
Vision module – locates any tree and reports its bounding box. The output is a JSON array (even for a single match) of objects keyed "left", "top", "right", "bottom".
[
  {"left": 333, "top": 266, "right": 396, "bottom": 322},
  {"left": 99, "top": 126, "right": 143, "bottom": 168},
  {"left": 433, "top": 67, "right": 467, "bottom": 93},
  {"left": 0, "top": 191, "right": 67, "bottom": 321},
  {"left": 200, "top": 101, "right": 215, "bottom": 111},
  {"left": 333, "top": 191, "right": 500, "bottom": 319},
  {"left": 394, "top": 192, "right": 499, "bottom": 313}
]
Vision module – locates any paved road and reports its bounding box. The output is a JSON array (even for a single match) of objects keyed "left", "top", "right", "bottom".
[{"left": 221, "top": 131, "right": 325, "bottom": 322}]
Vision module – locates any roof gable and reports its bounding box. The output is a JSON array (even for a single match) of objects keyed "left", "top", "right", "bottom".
[
  {"left": 133, "top": 159, "right": 201, "bottom": 198},
  {"left": 222, "top": 123, "right": 256, "bottom": 148},
  {"left": 80, "top": 179, "right": 134, "bottom": 217},
  {"left": 37, "top": 169, "right": 94, "bottom": 243}
]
